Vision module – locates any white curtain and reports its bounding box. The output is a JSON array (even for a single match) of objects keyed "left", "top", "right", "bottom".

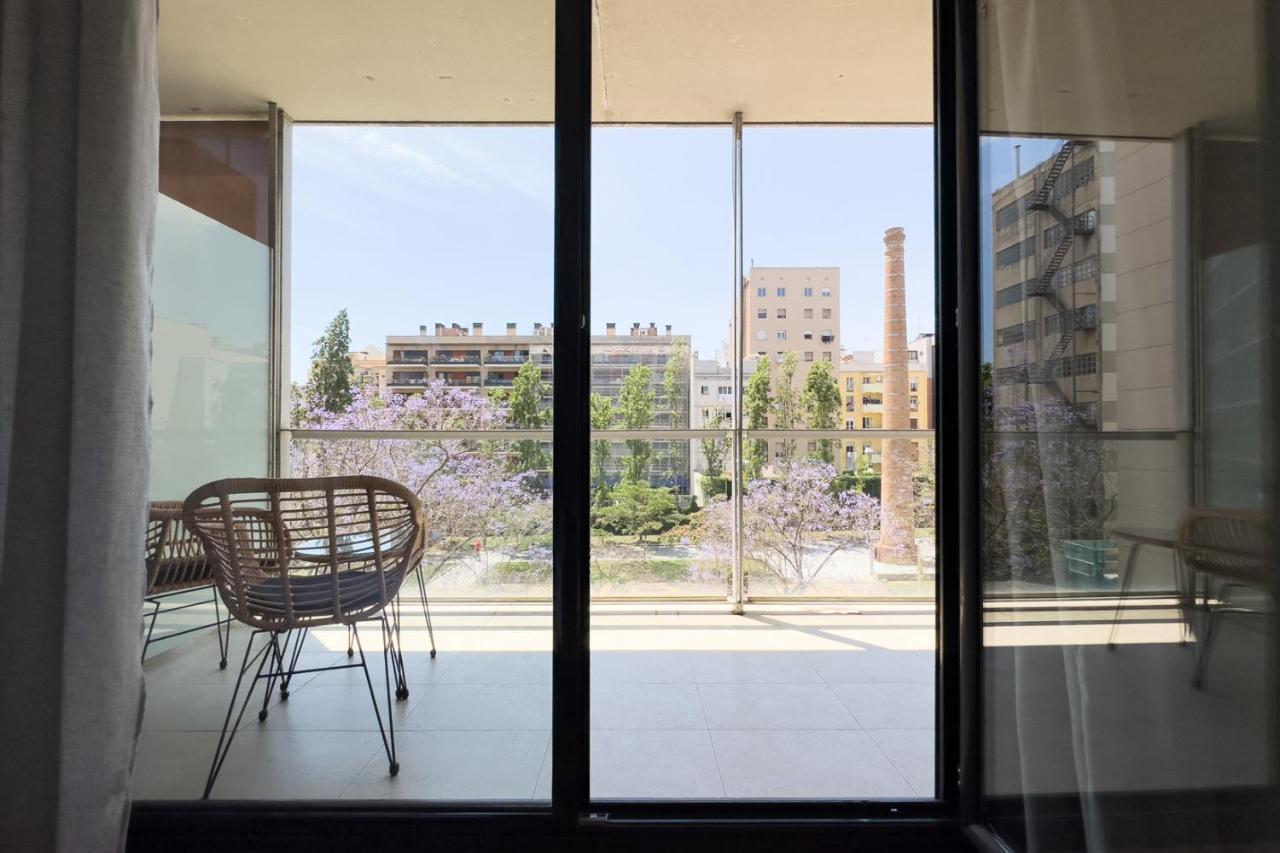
[{"left": 0, "top": 1, "right": 157, "bottom": 850}]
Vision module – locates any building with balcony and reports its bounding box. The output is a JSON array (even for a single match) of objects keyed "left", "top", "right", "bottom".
[
  {"left": 839, "top": 336, "right": 932, "bottom": 474},
  {"left": 384, "top": 321, "right": 693, "bottom": 489}
]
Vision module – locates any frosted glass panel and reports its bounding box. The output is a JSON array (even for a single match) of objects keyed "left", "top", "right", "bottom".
[{"left": 149, "top": 193, "right": 270, "bottom": 500}]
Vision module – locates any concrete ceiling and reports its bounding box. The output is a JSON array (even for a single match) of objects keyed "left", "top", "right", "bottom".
[
  {"left": 158, "top": 0, "right": 1257, "bottom": 135},
  {"left": 980, "top": 0, "right": 1260, "bottom": 139},
  {"left": 158, "top": 0, "right": 932, "bottom": 123}
]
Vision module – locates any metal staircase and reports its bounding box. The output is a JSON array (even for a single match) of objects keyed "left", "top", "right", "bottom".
[{"left": 1025, "top": 140, "right": 1091, "bottom": 390}]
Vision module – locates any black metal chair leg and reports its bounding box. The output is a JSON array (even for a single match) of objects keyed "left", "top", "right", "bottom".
[
  {"left": 257, "top": 632, "right": 286, "bottom": 722},
  {"left": 346, "top": 624, "right": 355, "bottom": 658},
  {"left": 141, "top": 598, "right": 162, "bottom": 664},
  {"left": 352, "top": 620, "right": 398, "bottom": 776},
  {"left": 415, "top": 564, "right": 437, "bottom": 658},
  {"left": 211, "top": 588, "right": 229, "bottom": 669},
  {"left": 203, "top": 631, "right": 271, "bottom": 799},
  {"left": 279, "top": 626, "right": 308, "bottom": 699}
]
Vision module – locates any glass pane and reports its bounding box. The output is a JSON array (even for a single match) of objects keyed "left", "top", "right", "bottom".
[
  {"left": 150, "top": 121, "right": 271, "bottom": 502},
  {"left": 978, "top": 2, "right": 1274, "bottom": 850},
  {"left": 588, "top": 2, "right": 936, "bottom": 801},
  {"left": 137, "top": 4, "right": 555, "bottom": 804}
]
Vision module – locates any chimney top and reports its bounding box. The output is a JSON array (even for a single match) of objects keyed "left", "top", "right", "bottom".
[
  {"left": 419, "top": 324, "right": 427, "bottom": 335},
  {"left": 506, "top": 322, "right": 517, "bottom": 336},
  {"left": 434, "top": 322, "right": 445, "bottom": 335},
  {"left": 884, "top": 226, "right": 906, "bottom": 246},
  {"left": 472, "top": 322, "right": 483, "bottom": 335},
  {"left": 665, "top": 324, "right": 672, "bottom": 336}
]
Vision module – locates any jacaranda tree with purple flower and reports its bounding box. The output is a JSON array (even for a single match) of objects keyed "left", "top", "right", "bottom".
[
  {"left": 697, "top": 458, "right": 881, "bottom": 592},
  {"left": 291, "top": 383, "right": 550, "bottom": 583}
]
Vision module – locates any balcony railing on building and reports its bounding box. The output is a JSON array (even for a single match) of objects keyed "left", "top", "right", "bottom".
[{"left": 433, "top": 352, "right": 482, "bottom": 365}]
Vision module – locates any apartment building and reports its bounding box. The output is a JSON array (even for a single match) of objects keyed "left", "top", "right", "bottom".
[
  {"left": 989, "top": 141, "right": 1106, "bottom": 426},
  {"left": 384, "top": 321, "right": 692, "bottom": 489},
  {"left": 839, "top": 335, "right": 932, "bottom": 473},
  {"left": 348, "top": 345, "right": 387, "bottom": 393},
  {"left": 743, "top": 267, "right": 841, "bottom": 372}
]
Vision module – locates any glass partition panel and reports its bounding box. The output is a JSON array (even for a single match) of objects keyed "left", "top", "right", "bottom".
[
  {"left": 587, "top": 1, "right": 936, "bottom": 802},
  {"left": 151, "top": 121, "right": 271, "bottom": 502},
  {"left": 978, "top": 2, "right": 1275, "bottom": 850}
]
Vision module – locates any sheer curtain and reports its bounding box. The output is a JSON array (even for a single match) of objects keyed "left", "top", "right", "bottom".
[
  {"left": 978, "top": 2, "right": 1275, "bottom": 852},
  {"left": 0, "top": 1, "right": 158, "bottom": 849}
]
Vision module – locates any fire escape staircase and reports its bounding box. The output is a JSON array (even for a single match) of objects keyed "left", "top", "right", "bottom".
[{"left": 1023, "top": 140, "right": 1093, "bottom": 392}]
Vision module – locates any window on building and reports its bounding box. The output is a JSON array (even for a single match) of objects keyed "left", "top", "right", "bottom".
[
  {"left": 756, "top": 287, "right": 766, "bottom": 297},
  {"left": 803, "top": 330, "right": 813, "bottom": 340},
  {"left": 846, "top": 378, "right": 855, "bottom": 391},
  {"left": 699, "top": 385, "right": 709, "bottom": 395},
  {"left": 910, "top": 418, "right": 918, "bottom": 430},
  {"left": 803, "top": 287, "right": 813, "bottom": 297},
  {"left": 822, "top": 351, "right": 832, "bottom": 362},
  {"left": 757, "top": 308, "right": 767, "bottom": 319},
  {"left": 909, "top": 379, "right": 918, "bottom": 392},
  {"left": 995, "top": 282, "right": 1024, "bottom": 308},
  {"left": 776, "top": 287, "right": 786, "bottom": 297},
  {"left": 821, "top": 288, "right": 832, "bottom": 297},
  {"left": 756, "top": 330, "right": 767, "bottom": 340},
  {"left": 718, "top": 385, "right": 732, "bottom": 395},
  {"left": 777, "top": 330, "right": 788, "bottom": 340},
  {"left": 804, "top": 308, "right": 813, "bottom": 319},
  {"left": 908, "top": 350, "right": 919, "bottom": 361},
  {"left": 821, "top": 330, "right": 834, "bottom": 343},
  {"left": 776, "top": 308, "right": 787, "bottom": 319},
  {"left": 804, "top": 351, "right": 814, "bottom": 362},
  {"left": 845, "top": 421, "right": 856, "bottom": 430},
  {"left": 909, "top": 397, "right": 918, "bottom": 411},
  {"left": 822, "top": 308, "right": 832, "bottom": 319},
  {"left": 776, "top": 352, "right": 785, "bottom": 363},
  {"left": 862, "top": 417, "right": 873, "bottom": 429}
]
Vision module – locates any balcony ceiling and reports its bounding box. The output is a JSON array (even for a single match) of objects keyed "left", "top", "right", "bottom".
[
  {"left": 159, "top": 0, "right": 1255, "bottom": 135},
  {"left": 158, "top": 0, "right": 932, "bottom": 123}
]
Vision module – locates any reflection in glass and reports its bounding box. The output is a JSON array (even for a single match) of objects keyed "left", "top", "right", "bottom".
[{"left": 978, "top": 2, "right": 1274, "bottom": 850}]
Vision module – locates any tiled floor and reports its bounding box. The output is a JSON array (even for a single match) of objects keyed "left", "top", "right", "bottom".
[{"left": 134, "top": 600, "right": 937, "bottom": 800}]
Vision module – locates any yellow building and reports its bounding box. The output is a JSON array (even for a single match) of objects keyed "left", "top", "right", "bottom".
[{"left": 839, "top": 333, "right": 934, "bottom": 473}]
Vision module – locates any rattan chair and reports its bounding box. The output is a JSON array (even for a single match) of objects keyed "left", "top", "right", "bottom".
[
  {"left": 1176, "top": 508, "right": 1274, "bottom": 689},
  {"left": 143, "top": 501, "right": 231, "bottom": 667},
  {"left": 183, "top": 476, "right": 424, "bottom": 798}
]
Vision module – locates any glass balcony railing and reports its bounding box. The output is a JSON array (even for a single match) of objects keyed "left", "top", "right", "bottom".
[
  {"left": 486, "top": 352, "right": 530, "bottom": 364},
  {"left": 287, "top": 419, "right": 936, "bottom": 600}
]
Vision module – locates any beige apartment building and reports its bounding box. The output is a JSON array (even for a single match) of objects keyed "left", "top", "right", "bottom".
[
  {"left": 348, "top": 345, "right": 387, "bottom": 393},
  {"left": 743, "top": 267, "right": 841, "bottom": 465},
  {"left": 839, "top": 332, "right": 934, "bottom": 474},
  {"left": 743, "top": 267, "right": 841, "bottom": 373}
]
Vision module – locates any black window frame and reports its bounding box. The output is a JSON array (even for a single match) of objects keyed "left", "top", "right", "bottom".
[{"left": 127, "top": 0, "right": 982, "bottom": 848}]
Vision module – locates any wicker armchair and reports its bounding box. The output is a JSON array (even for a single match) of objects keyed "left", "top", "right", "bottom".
[
  {"left": 1176, "top": 508, "right": 1274, "bottom": 688},
  {"left": 143, "top": 501, "right": 231, "bottom": 667},
  {"left": 183, "top": 476, "right": 424, "bottom": 798}
]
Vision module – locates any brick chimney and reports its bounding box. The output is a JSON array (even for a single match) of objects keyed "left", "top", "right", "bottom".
[
  {"left": 648, "top": 322, "right": 658, "bottom": 336},
  {"left": 875, "top": 227, "right": 918, "bottom": 566},
  {"left": 606, "top": 322, "right": 617, "bottom": 336},
  {"left": 506, "top": 322, "right": 517, "bottom": 337},
  {"left": 631, "top": 322, "right": 641, "bottom": 336},
  {"left": 472, "top": 322, "right": 483, "bottom": 336},
  {"left": 665, "top": 324, "right": 672, "bottom": 336},
  {"left": 434, "top": 322, "right": 445, "bottom": 336},
  {"left": 419, "top": 324, "right": 427, "bottom": 336}
]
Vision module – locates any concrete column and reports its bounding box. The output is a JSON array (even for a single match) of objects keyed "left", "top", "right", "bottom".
[{"left": 875, "top": 227, "right": 918, "bottom": 565}]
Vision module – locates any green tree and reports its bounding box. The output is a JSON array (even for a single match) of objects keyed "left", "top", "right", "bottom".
[
  {"left": 617, "top": 364, "right": 655, "bottom": 483},
  {"left": 307, "top": 309, "right": 354, "bottom": 414},
  {"left": 743, "top": 358, "right": 772, "bottom": 480},
  {"left": 801, "top": 360, "right": 842, "bottom": 463},
  {"left": 593, "top": 482, "right": 682, "bottom": 542},
  {"left": 771, "top": 351, "right": 800, "bottom": 462},
  {"left": 700, "top": 411, "right": 729, "bottom": 478},
  {"left": 662, "top": 339, "right": 691, "bottom": 489},
  {"left": 506, "top": 359, "right": 550, "bottom": 473},
  {"left": 590, "top": 393, "right": 615, "bottom": 501},
  {"left": 663, "top": 339, "right": 690, "bottom": 426}
]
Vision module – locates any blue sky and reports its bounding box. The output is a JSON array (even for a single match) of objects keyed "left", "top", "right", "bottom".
[{"left": 290, "top": 125, "right": 1046, "bottom": 380}]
